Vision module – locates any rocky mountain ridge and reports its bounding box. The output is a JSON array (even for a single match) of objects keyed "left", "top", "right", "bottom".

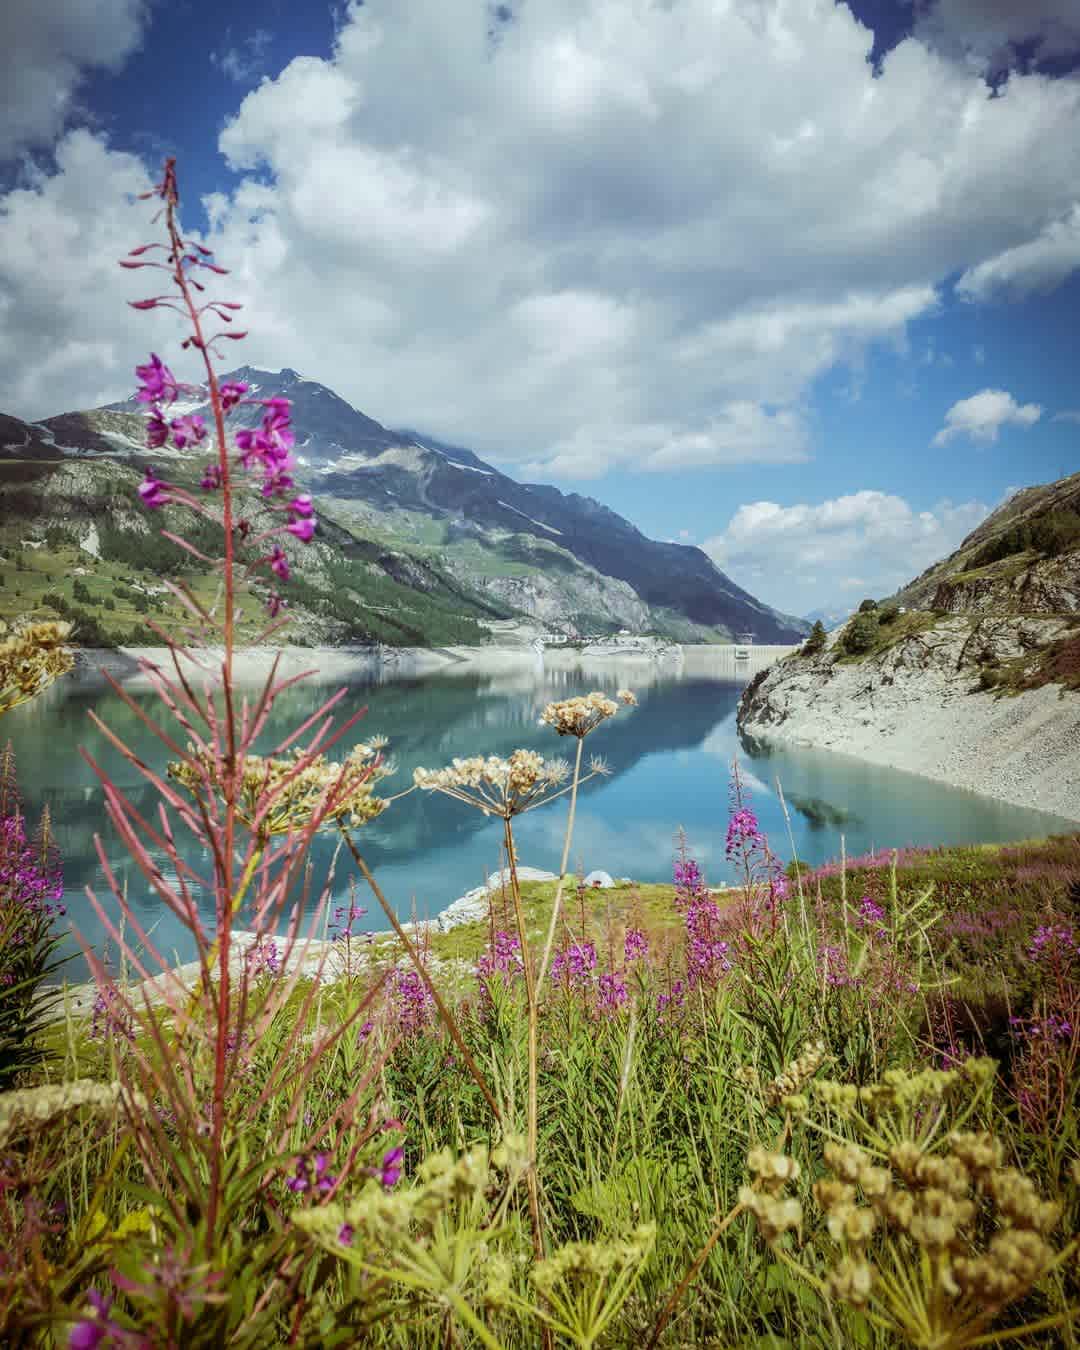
[
  {"left": 737, "top": 467, "right": 1080, "bottom": 820},
  {"left": 0, "top": 367, "right": 809, "bottom": 645}
]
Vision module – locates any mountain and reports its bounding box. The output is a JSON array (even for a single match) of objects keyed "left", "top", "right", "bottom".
[
  {"left": 894, "top": 470, "right": 1080, "bottom": 615},
  {"left": 1, "top": 367, "right": 809, "bottom": 646},
  {"left": 735, "top": 468, "right": 1080, "bottom": 821},
  {"left": 802, "top": 606, "right": 851, "bottom": 631}
]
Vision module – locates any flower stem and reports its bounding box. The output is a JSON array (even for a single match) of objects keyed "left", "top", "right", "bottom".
[{"left": 535, "top": 735, "right": 584, "bottom": 999}]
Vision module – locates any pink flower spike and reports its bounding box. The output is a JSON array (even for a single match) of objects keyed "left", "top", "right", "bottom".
[
  {"left": 287, "top": 493, "right": 314, "bottom": 519},
  {"left": 287, "top": 516, "right": 316, "bottom": 543},
  {"left": 270, "top": 546, "right": 290, "bottom": 581},
  {"left": 267, "top": 593, "right": 287, "bottom": 618},
  {"left": 128, "top": 299, "right": 161, "bottom": 310}
]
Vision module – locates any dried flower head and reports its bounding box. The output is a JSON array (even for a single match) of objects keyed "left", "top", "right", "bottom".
[
  {"left": 169, "top": 739, "right": 392, "bottom": 837},
  {"left": 539, "top": 690, "right": 623, "bottom": 738},
  {"left": 413, "top": 749, "right": 569, "bottom": 818},
  {"left": 0, "top": 620, "right": 74, "bottom": 716}
]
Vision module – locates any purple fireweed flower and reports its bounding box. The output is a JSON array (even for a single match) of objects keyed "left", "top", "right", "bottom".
[
  {"left": 623, "top": 927, "right": 648, "bottom": 963},
  {"left": 287, "top": 516, "right": 316, "bottom": 542},
  {"left": 219, "top": 380, "right": 248, "bottom": 411},
  {"left": 200, "top": 463, "right": 222, "bottom": 492},
  {"left": 596, "top": 970, "right": 629, "bottom": 1013},
  {"left": 169, "top": 413, "right": 207, "bottom": 449},
  {"left": 391, "top": 968, "right": 434, "bottom": 1034},
  {"left": 244, "top": 936, "right": 280, "bottom": 978},
  {"left": 287, "top": 493, "right": 314, "bottom": 519},
  {"left": 377, "top": 1146, "right": 404, "bottom": 1189},
  {"left": 657, "top": 978, "right": 686, "bottom": 1023},
  {"left": 1029, "top": 924, "right": 1079, "bottom": 964},
  {"left": 146, "top": 407, "right": 169, "bottom": 449},
  {"left": 137, "top": 469, "right": 167, "bottom": 509},
  {"left": 684, "top": 895, "right": 733, "bottom": 986},
  {"left": 476, "top": 930, "right": 525, "bottom": 988},
  {"left": 338, "top": 1223, "right": 354, "bottom": 1246},
  {"left": 551, "top": 940, "right": 597, "bottom": 990},
  {"left": 68, "top": 1290, "right": 116, "bottom": 1350},
  {"left": 267, "top": 593, "right": 287, "bottom": 618},
  {"left": 269, "top": 546, "right": 290, "bottom": 582},
  {"left": 726, "top": 806, "right": 764, "bottom": 861},
  {"left": 134, "top": 352, "right": 179, "bottom": 406}
]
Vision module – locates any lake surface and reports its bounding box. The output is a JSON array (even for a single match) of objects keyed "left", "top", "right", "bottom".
[{"left": 4, "top": 645, "right": 1074, "bottom": 976}]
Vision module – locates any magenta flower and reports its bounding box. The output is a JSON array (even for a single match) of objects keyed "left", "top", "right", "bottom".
[
  {"left": 219, "top": 379, "right": 249, "bottom": 411},
  {"left": 338, "top": 1223, "right": 355, "bottom": 1247},
  {"left": 200, "top": 463, "right": 222, "bottom": 492},
  {"left": 378, "top": 1146, "right": 404, "bottom": 1189},
  {"left": 623, "top": 927, "right": 649, "bottom": 963},
  {"left": 287, "top": 493, "right": 314, "bottom": 519},
  {"left": 267, "top": 593, "right": 287, "bottom": 618},
  {"left": 146, "top": 408, "right": 169, "bottom": 449},
  {"left": 287, "top": 517, "right": 316, "bottom": 542},
  {"left": 137, "top": 469, "right": 167, "bottom": 509},
  {"left": 134, "top": 352, "right": 179, "bottom": 405},
  {"left": 270, "top": 546, "right": 290, "bottom": 581},
  {"left": 169, "top": 413, "right": 208, "bottom": 449}
]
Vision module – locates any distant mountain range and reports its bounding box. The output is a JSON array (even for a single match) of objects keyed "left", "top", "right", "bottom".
[
  {"left": 0, "top": 367, "right": 809, "bottom": 647},
  {"left": 802, "top": 606, "right": 852, "bottom": 631}
]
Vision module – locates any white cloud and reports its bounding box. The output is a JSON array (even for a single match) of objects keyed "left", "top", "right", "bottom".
[
  {"left": 931, "top": 388, "right": 1042, "bottom": 446},
  {"left": 211, "top": 28, "right": 274, "bottom": 85},
  {"left": 0, "top": 1, "right": 148, "bottom": 161},
  {"left": 703, "top": 491, "right": 991, "bottom": 610},
  {"left": 973, "top": 343, "right": 986, "bottom": 363},
  {"left": 3, "top": 0, "right": 1080, "bottom": 481},
  {"left": 957, "top": 204, "right": 1080, "bottom": 299}
]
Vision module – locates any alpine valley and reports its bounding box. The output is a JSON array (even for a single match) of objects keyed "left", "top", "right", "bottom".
[{"left": 0, "top": 367, "right": 808, "bottom": 650}]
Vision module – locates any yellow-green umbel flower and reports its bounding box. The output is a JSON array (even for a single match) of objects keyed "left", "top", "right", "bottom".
[
  {"left": 0, "top": 620, "right": 74, "bottom": 716},
  {"left": 168, "top": 739, "right": 393, "bottom": 838}
]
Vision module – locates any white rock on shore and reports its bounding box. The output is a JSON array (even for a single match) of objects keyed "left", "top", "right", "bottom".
[{"left": 737, "top": 616, "right": 1080, "bottom": 823}]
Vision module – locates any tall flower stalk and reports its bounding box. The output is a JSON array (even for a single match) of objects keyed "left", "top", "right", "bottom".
[{"left": 71, "top": 158, "right": 387, "bottom": 1292}]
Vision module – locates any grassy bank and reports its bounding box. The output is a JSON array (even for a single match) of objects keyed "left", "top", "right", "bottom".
[{"left": 5, "top": 826, "right": 1080, "bottom": 1347}]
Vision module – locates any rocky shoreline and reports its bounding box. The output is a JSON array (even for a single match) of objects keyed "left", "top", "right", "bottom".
[{"left": 737, "top": 616, "right": 1080, "bottom": 824}]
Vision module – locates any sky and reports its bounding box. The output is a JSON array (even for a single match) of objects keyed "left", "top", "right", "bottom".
[{"left": 1, "top": 1, "right": 1079, "bottom": 615}]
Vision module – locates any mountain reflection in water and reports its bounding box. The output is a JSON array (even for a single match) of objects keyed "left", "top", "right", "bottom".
[{"left": 2, "top": 646, "right": 1073, "bottom": 975}]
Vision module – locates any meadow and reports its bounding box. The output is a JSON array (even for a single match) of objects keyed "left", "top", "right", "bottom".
[{"left": 1, "top": 154, "right": 1079, "bottom": 1348}]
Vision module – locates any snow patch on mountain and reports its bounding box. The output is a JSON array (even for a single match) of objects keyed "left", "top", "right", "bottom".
[{"left": 497, "top": 500, "right": 563, "bottom": 535}]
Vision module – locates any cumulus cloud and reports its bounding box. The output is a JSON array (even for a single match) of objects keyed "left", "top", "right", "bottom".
[
  {"left": 3, "top": 0, "right": 1080, "bottom": 480},
  {"left": 211, "top": 28, "right": 274, "bottom": 85},
  {"left": 0, "top": 1, "right": 148, "bottom": 161},
  {"left": 913, "top": 0, "right": 1080, "bottom": 76},
  {"left": 703, "top": 491, "right": 991, "bottom": 610},
  {"left": 956, "top": 204, "right": 1080, "bottom": 299},
  {"left": 931, "top": 388, "right": 1042, "bottom": 446}
]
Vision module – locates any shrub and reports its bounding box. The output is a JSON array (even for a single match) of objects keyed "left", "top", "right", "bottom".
[
  {"left": 858, "top": 597, "right": 878, "bottom": 613},
  {"left": 841, "top": 611, "right": 879, "bottom": 655},
  {"left": 802, "top": 620, "right": 827, "bottom": 655},
  {"left": 72, "top": 579, "right": 92, "bottom": 605},
  {"left": 878, "top": 602, "right": 900, "bottom": 624}
]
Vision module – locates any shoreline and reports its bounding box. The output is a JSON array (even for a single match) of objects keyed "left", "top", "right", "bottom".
[
  {"left": 738, "top": 624, "right": 1080, "bottom": 825},
  {"left": 71, "top": 641, "right": 796, "bottom": 688}
]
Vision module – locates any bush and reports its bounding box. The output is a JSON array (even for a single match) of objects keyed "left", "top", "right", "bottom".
[
  {"left": 858, "top": 597, "right": 878, "bottom": 614},
  {"left": 878, "top": 602, "right": 900, "bottom": 624},
  {"left": 802, "top": 620, "right": 827, "bottom": 655},
  {"left": 72, "top": 579, "right": 92, "bottom": 605},
  {"left": 842, "top": 611, "right": 879, "bottom": 654}
]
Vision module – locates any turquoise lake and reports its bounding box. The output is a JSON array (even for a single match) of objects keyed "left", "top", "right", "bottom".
[{"left": 4, "top": 646, "right": 1074, "bottom": 976}]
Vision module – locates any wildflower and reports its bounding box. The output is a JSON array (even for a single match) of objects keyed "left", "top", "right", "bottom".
[
  {"left": 137, "top": 468, "right": 167, "bottom": 509},
  {"left": 287, "top": 493, "right": 314, "bottom": 519},
  {"left": 134, "top": 352, "right": 179, "bottom": 406},
  {"left": 146, "top": 407, "right": 169, "bottom": 449},
  {"left": 378, "top": 1146, "right": 404, "bottom": 1189},
  {"left": 391, "top": 968, "right": 434, "bottom": 1034},
  {"left": 269, "top": 546, "right": 290, "bottom": 581},
  {"left": 539, "top": 690, "right": 622, "bottom": 738},
  {"left": 550, "top": 940, "right": 597, "bottom": 990},
  {"left": 623, "top": 927, "right": 648, "bottom": 963},
  {"left": 267, "top": 593, "right": 287, "bottom": 618},
  {"left": 68, "top": 1290, "right": 118, "bottom": 1350},
  {"left": 169, "top": 412, "right": 207, "bottom": 449},
  {"left": 726, "top": 805, "right": 763, "bottom": 860},
  {"left": 596, "top": 970, "right": 629, "bottom": 1013},
  {"left": 287, "top": 516, "right": 316, "bottom": 542},
  {"left": 413, "top": 749, "right": 570, "bottom": 819},
  {"left": 337, "top": 1223, "right": 354, "bottom": 1246},
  {"left": 219, "top": 379, "right": 248, "bottom": 411},
  {"left": 200, "top": 463, "right": 222, "bottom": 492}
]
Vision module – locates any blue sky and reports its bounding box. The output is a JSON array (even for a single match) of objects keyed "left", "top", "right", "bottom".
[{"left": 1, "top": 0, "right": 1079, "bottom": 612}]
